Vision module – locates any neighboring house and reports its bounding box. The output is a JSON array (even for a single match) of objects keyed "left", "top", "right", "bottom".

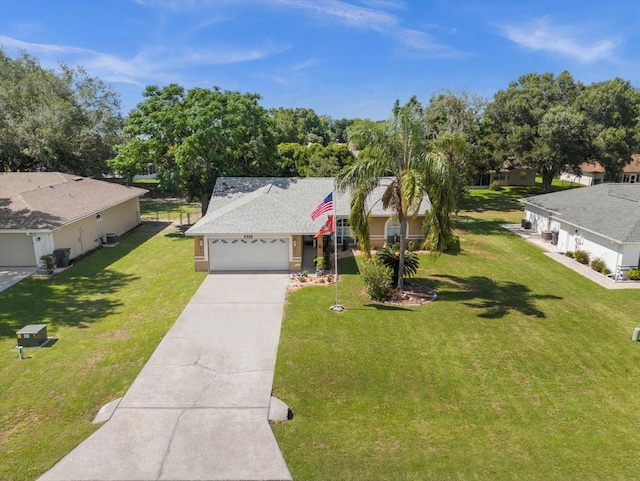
[
  {"left": 185, "top": 177, "right": 431, "bottom": 272},
  {"left": 472, "top": 163, "right": 535, "bottom": 188},
  {"left": 0, "top": 172, "right": 147, "bottom": 267},
  {"left": 520, "top": 183, "right": 640, "bottom": 275},
  {"left": 560, "top": 155, "right": 640, "bottom": 186}
]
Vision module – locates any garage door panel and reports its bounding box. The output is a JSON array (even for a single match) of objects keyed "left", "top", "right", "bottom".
[
  {"left": 0, "top": 234, "right": 36, "bottom": 266},
  {"left": 209, "top": 238, "right": 289, "bottom": 271}
]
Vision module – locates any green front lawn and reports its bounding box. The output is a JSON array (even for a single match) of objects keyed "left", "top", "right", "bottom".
[
  {"left": 0, "top": 224, "right": 206, "bottom": 481},
  {"left": 272, "top": 188, "right": 640, "bottom": 480}
]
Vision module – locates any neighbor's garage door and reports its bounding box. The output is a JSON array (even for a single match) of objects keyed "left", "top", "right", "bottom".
[
  {"left": 209, "top": 237, "right": 289, "bottom": 271},
  {"left": 0, "top": 233, "right": 36, "bottom": 266}
]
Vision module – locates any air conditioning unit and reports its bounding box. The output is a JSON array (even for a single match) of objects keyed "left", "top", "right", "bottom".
[
  {"left": 541, "top": 231, "right": 553, "bottom": 241},
  {"left": 104, "top": 233, "right": 118, "bottom": 245}
]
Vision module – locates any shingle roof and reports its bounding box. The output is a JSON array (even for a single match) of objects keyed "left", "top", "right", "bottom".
[
  {"left": 186, "top": 177, "right": 431, "bottom": 236},
  {"left": 520, "top": 183, "right": 640, "bottom": 243},
  {"left": 0, "top": 172, "right": 147, "bottom": 230}
]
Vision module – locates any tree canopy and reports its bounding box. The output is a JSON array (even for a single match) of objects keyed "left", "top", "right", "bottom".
[
  {"left": 0, "top": 49, "right": 122, "bottom": 176},
  {"left": 110, "top": 84, "right": 278, "bottom": 212},
  {"left": 576, "top": 78, "right": 640, "bottom": 180},
  {"left": 339, "top": 97, "right": 455, "bottom": 290},
  {"left": 485, "top": 71, "right": 588, "bottom": 192}
]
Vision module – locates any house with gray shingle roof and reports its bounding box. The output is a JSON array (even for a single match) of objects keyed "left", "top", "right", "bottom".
[
  {"left": 185, "top": 177, "right": 431, "bottom": 272},
  {"left": 0, "top": 172, "right": 147, "bottom": 267},
  {"left": 520, "top": 183, "right": 640, "bottom": 275}
]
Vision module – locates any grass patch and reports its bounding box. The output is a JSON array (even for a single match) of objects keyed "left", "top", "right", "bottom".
[
  {"left": 0, "top": 223, "right": 206, "bottom": 481},
  {"left": 139, "top": 200, "right": 200, "bottom": 215},
  {"left": 273, "top": 190, "right": 640, "bottom": 480}
]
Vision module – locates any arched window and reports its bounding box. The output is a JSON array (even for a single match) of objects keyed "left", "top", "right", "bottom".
[{"left": 385, "top": 218, "right": 402, "bottom": 245}]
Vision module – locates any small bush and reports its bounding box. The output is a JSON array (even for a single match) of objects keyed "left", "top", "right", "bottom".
[
  {"left": 489, "top": 181, "right": 503, "bottom": 191},
  {"left": 564, "top": 251, "right": 574, "bottom": 258},
  {"left": 590, "top": 258, "right": 608, "bottom": 274},
  {"left": 627, "top": 268, "right": 640, "bottom": 280},
  {"left": 40, "top": 254, "right": 57, "bottom": 274},
  {"left": 376, "top": 244, "right": 419, "bottom": 285},
  {"left": 574, "top": 250, "right": 589, "bottom": 265},
  {"left": 360, "top": 259, "right": 393, "bottom": 301}
]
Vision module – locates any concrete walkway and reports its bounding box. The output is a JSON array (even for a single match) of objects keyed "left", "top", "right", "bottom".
[
  {"left": 502, "top": 224, "right": 640, "bottom": 290},
  {"left": 39, "top": 273, "right": 293, "bottom": 481},
  {"left": 0, "top": 266, "right": 37, "bottom": 293}
]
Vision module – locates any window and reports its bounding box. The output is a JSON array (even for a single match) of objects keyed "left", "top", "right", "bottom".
[
  {"left": 336, "top": 218, "right": 355, "bottom": 245},
  {"left": 494, "top": 171, "right": 507, "bottom": 181},
  {"left": 386, "top": 219, "right": 402, "bottom": 245},
  {"left": 519, "top": 171, "right": 528, "bottom": 181}
]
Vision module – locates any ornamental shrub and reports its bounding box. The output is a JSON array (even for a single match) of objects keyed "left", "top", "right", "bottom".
[
  {"left": 489, "top": 181, "right": 503, "bottom": 191},
  {"left": 376, "top": 244, "right": 419, "bottom": 285},
  {"left": 40, "top": 254, "right": 56, "bottom": 274},
  {"left": 564, "top": 251, "right": 574, "bottom": 258},
  {"left": 627, "top": 268, "right": 640, "bottom": 280},
  {"left": 574, "top": 250, "right": 589, "bottom": 265},
  {"left": 590, "top": 258, "right": 608, "bottom": 274},
  {"left": 360, "top": 259, "right": 393, "bottom": 301}
]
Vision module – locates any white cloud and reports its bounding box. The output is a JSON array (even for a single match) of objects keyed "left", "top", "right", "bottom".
[
  {"left": 291, "top": 57, "right": 321, "bottom": 71},
  {"left": 0, "top": 35, "right": 288, "bottom": 86},
  {"left": 269, "top": 0, "right": 399, "bottom": 32},
  {"left": 498, "top": 17, "right": 618, "bottom": 63},
  {"left": 267, "top": 0, "right": 465, "bottom": 57},
  {"left": 0, "top": 35, "right": 94, "bottom": 55},
  {"left": 396, "top": 29, "right": 465, "bottom": 58}
]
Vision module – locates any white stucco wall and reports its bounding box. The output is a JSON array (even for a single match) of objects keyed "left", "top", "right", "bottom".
[{"left": 523, "top": 205, "right": 639, "bottom": 273}]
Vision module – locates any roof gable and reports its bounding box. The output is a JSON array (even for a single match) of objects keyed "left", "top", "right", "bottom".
[{"left": 0, "top": 173, "right": 148, "bottom": 230}]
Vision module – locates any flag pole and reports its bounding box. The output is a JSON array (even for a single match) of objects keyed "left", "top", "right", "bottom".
[{"left": 330, "top": 188, "right": 344, "bottom": 312}]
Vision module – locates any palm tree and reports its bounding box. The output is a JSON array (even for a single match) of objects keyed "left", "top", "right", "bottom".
[{"left": 337, "top": 97, "right": 455, "bottom": 290}]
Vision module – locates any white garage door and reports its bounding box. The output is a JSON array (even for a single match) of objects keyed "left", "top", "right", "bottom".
[
  {"left": 0, "top": 233, "right": 37, "bottom": 266},
  {"left": 209, "top": 237, "right": 289, "bottom": 271}
]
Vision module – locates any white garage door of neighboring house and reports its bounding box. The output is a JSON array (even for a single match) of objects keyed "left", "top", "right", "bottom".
[
  {"left": 209, "top": 237, "right": 289, "bottom": 271},
  {"left": 0, "top": 233, "right": 36, "bottom": 266}
]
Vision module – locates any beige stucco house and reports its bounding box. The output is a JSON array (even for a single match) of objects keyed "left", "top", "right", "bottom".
[
  {"left": 0, "top": 172, "right": 147, "bottom": 267},
  {"left": 560, "top": 155, "right": 640, "bottom": 186},
  {"left": 185, "top": 177, "right": 430, "bottom": 272}
]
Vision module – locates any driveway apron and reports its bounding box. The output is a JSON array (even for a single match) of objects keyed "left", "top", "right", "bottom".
[{"left": 39, "top": 273, "right": 292, "bottom": 481}]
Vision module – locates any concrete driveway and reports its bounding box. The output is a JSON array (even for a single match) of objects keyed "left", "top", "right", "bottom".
[
  {"left": 0, "top": 267, "right": 37, "bottom": 293},
  {"left": 39, "top": 273, "right": 292, "bottom": 481}
]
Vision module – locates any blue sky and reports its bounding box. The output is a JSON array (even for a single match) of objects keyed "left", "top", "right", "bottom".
[{"left": 1, "top": 0, "right": 639, "bottom": 120}]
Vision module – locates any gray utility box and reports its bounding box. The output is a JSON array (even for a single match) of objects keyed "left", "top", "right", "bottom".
[
  {"left": 16, "top": 324, "right": 48, "bottom": 347},
  {"left": 104, "top": 233, "right": 118, "bottom": 245},
  {"left": 53, "top": 248, "right": 71, "bottom": 268}
]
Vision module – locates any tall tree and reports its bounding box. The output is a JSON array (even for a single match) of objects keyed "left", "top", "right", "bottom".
[
  {"left": 485, "top": 71, "right": 586, "bottom": 192},
  {"left": 577, "top": 78, "right": 640, "bottom": 180},
  {"left": 338, "top": 97, "right": 454, "bottom": 290},
  {"left": 423, "top": 90, "right": 485, "bottom": 206},
  {"left": 110, "top": 85, "right": 277, "bottom": 213},
  {"left": 270, "top": 107, "right": 330, "bottom": 145},
  {"left": 0, "top": 49, "right": 122, "bottom": 176}
]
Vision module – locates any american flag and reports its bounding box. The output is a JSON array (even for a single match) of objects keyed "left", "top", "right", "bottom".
[{"left": 311, "top": 193, "right": 333, "bottom": 220}]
